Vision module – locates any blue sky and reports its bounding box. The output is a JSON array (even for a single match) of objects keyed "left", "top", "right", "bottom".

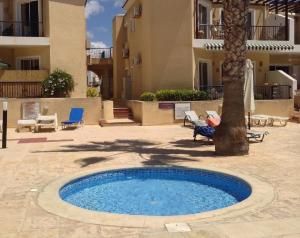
[{"left": 86, "top": 0, "right": 125, "bottom": 48}]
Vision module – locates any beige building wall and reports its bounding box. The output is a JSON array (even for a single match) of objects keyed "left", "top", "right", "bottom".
[
  {"left": 113, "top": 15, "right": 126, "bottom": 99},
  {"left": 193, "top": 49, "right": 270, "bottom": 87},
  {"left": 47, "top": 0, "right": 87, "bottom": 98},
  {"left": 122, "top": 0, "right": 194, "bottom": 99}
]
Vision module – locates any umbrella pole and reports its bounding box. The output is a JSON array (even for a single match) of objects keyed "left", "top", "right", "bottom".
[{"left": 248, "top": 112, "right": 251, "bottom": 130}]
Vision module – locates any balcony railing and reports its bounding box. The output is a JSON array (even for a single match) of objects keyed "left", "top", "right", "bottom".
[
  {"left": 0, "top": 21, "right": 43, "bottom": 37},
  {"left": 200, "top": 85, "right": 292, "bottom": 100},
  {"left": 0, "top": 82, "right": 42, "bottom": 98},
  {"left": 86, "top": 47, "right": 113, "bottom": 59},
  {"left": 195, "top": 25, "right": 287, "bottom": 41}
]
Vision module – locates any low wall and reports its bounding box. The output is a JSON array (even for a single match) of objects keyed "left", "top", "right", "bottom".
[
  {"left": 127, "top": 99, "right": 294, "bottom": 126},
  {"left": 0, "top": 70, "right": 48, "bottom": 82},
  {"left": 0, "top": 97, "right": 102, "bottom": 128}
]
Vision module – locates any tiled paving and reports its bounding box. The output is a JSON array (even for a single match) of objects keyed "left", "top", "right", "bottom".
[{"left": 0, "top": 124, "right": 299, "bottom": 238}]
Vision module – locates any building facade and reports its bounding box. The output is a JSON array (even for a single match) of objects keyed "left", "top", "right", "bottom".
[
  {"left": 113, "top": 0, "right": 300, "bottom": 100},
  {"left": 0, "top": 0, "right": 87, "bottom": 98}
]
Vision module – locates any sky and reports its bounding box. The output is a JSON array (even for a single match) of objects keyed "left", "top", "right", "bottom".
[{"left": 85, "top": 0, "right": 125, "bottom": 48}]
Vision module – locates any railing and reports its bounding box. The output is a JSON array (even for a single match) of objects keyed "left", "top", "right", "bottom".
[
  {"left": 195, "top": 25, "right": 287, "bottom": 41},
  {"left": 0, "top": 82, "right": 42, "bottom": 98},
  {"left": 86, "top": 47, "right": 113, "bottom": 59},
  {"left": 255, "top": 85, "right": 292, "bottom": 100},
  {"left": 200, "top": 85, "right": 224, "bottom": 100},
  {"left": 200, "top": 85, "right": 292, "bottom": 100},
  {"left": 0, "top": 21, "right": 43, "bottom": 37}
]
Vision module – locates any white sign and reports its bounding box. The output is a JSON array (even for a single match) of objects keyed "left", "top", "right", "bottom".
[{"left": 175, "top": 103, "right": 191, "bottom": 120}]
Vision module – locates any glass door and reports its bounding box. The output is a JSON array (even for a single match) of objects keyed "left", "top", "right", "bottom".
[
  {"left": 21, "top": 1, "right": 39, "bottom": 36},
  {"left": 197, "top": 3, "right": 208, "bottom": 38},
  {"left": 199, "top": 62, "right": 208, "bottom": 90}
]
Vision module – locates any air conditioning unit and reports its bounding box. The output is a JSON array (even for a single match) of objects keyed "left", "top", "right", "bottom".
[
  {"left": 122, "top": 48, "right": 129, "bottom": 58},
  {"left": 133, "top": 54, "right": 142, "bottom": 65},
  {"left": 133, "top": 5, "right": 142, "bottom": 18}
]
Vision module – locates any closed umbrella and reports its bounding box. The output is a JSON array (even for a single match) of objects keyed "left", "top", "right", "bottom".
[{"left": 244, "top": 59, "right": 255, "bottom": 130}]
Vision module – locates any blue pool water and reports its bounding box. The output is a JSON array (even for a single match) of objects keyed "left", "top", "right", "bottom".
[{"left": 60, "top": 168, "right": 251, "bottom": 216}]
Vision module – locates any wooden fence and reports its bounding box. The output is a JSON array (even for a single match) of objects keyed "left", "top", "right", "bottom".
[{"left": 0, "top": 82, "right": 42, "bottom": 98}]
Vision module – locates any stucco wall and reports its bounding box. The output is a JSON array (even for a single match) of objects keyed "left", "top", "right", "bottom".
[
  {"left": 193, "top": 50, "right": 270, "bottom": 87},
  {"left": 0, "top": 97, "right": 101, "bottom": 127},
  {"left": 47, "top": 0, "right": 87, "bottom": 98},
  {"left": 122, "top": 0, "right": 194, "bottom": 99},
  {"left": 0, "top": 70, "right": 48, "bottom": 82},
  {"left": 113, "top": 15, "right": 126, "bottom": 99},
  {"left": 128, "top": 99, "right": 294, "bottom": 126}
]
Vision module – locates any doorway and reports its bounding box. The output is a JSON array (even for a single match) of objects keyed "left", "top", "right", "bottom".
[
  {"left": 17, "top": 0, "right": 40, "bottom": 36},
  {"left": 198, "top": 59, "right": 212, "bottom": 90}
]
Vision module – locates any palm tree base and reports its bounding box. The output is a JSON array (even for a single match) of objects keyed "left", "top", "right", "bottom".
[{"left": 214, "top": 125, "right": 249, "bottom": 156}]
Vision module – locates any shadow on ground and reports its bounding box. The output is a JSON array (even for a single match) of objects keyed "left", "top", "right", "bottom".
[{"left": 33, "top": 139, "right": 216, "bottom": 167}]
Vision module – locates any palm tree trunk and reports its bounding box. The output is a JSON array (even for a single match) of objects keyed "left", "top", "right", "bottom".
[{"left": 214, "top": 0, "right": 250, "bottom": 156}]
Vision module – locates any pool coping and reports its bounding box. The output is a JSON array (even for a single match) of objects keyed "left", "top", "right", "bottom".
[{"left": 38, "top": 165, "right": 275, "bottom": 228}]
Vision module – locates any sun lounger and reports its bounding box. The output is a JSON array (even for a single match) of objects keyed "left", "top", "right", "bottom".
[
  {"left": 206, "top": 111, "right": 221, "bottom": 127},
  {"left": 35, "top": 113, "right": 58, "bottom": 132},
  {"left": 246, "top": 115, "right": 269, "bottom": 127},
  {"left": 17, "top": 102, "right": 40, "bottom": 132},
  {"left": 61, "top": 108, "right": 84, "bottom": 129},
  {"left": 247, "top": 130, "right": 269, "bottom": 142},
  {"left": 252, "top": 114, "right": 289, "bottom": 127},
  {"left": 193, "top": 125, "right": 215, "bottom": 141},
  {"left": 184, "top": 111, "right": 207, "bottom": 127}
]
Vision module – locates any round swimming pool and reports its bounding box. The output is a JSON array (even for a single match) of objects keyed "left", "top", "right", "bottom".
[{"left": 59, "top": 167, "right": 252, "bottom": 216}]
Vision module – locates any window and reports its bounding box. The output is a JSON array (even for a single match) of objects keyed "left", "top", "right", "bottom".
[{"left": 18, "top": 58, "right": 40, "bottom": 70}]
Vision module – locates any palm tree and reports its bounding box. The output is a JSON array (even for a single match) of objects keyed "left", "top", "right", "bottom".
[{"left": 214, "top": 0, "right": 250, "bottom": 155}]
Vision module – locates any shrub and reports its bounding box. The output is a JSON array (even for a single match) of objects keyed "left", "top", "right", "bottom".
[
  {"left": 140, "top": 92, "right": 156, "bottom": 101},
  {"left": 42, "top": 69, "right": 74, "bottom": 97},
  {"left": 155, "top": 89, "right": 209, "bottom": 101},
  {"left": 87, "top": 87, "right": 100, "bottom": 97}
]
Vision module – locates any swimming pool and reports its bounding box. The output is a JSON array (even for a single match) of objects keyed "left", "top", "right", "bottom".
[{"left": 59, "top": 167, "right": 252, "bottom": 216}]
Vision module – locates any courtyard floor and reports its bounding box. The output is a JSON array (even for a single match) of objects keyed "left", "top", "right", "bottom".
[{"left": 0, "top": 124, "right": 300, "bottom": 238}]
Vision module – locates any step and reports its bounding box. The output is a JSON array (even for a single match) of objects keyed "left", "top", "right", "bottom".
[
  {"left": 99, "top": 119, "right": 140, "bottom": 127},
  {"left": 113, "top": 107, "right": 133, "bottom": 119}
]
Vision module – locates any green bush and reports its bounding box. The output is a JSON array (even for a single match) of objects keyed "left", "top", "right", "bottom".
[
  {"left": 87, "top": 87, "right": 100, "bottom": 97},
  {"left": 155, "top": 89, "right": 209, "bottom": 101},
  {"left": 140, "top": 92, "right": 156, "bottom": 101},
  {"left": 42, "top": 69, "right": 74, "bottom": 97}
]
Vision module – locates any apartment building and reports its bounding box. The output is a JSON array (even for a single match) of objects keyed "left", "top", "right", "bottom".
[
  {"left": 0, "top": 0, "right": 87, "bottom": 98},
  {"left": 113, "top": 0, "right": 300, "bottom": 100}
]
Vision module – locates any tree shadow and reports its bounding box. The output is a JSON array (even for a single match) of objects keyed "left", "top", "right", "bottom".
[
  {"left": 32, "top": 139, "right": 216, "bottom": 167},
  {"left": 74, "top": 157, "right": 110, "bottom": 168}
]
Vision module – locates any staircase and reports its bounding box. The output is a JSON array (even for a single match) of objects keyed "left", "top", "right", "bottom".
[{"left": 99, "top": 103, "right": 140, "bottom": 127}]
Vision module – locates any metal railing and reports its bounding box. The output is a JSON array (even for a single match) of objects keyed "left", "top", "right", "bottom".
[
  {"left": 0, "top": 82, "right": 42, "bottom": 98},
  {"left": 195, "top": 25, "right": 287, "bottom": 41},
  {"left": 255, "top": 85, "right": 292, "bottom": 100},
  {"left": 0, "top": 21, "right": 43, "bottom": 37},
  {"left": 200, "top": 85, "right": 292, "bottom": 100},
  {"left": 86, "top": 47, "right": 113, "bottom": 59}
]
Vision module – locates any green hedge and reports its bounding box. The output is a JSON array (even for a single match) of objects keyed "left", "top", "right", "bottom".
[
  {"left": 140, "top": 92, "right": 156, "bottom": 101},
  {"left": 154, "top": 89, "right": 209, "bottom": 101}
]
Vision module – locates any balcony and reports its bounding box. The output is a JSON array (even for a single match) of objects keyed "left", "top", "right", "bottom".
[
  {"left": 0, "top": 21, "right": 44, "bottom": 37},
  {"left": 0, "top": 70, "right": 48, "bottom": 98},
  {"left": 87, "top": 47, "right": 113, "bottom": 65},
  {"left": 195, "top": 25, "right": 287, "bottom": 41},
  {"left": 201, "top": 85, "right": 292, "bottom": 100},
  {"left": 0, "top": 70, "right": 48, "bottom": 82}
]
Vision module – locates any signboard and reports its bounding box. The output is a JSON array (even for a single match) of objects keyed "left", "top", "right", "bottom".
[
  {"left": 158, "top": 103, "right": 174, "bottom": 110},
  {"left": 175, "top": 103, "right": 191, "bottom": 120}
]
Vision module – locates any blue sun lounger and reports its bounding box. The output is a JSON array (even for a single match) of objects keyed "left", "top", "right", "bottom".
[
  {"left": 61, "top": 108, "right": 84, "bottom": 129},
  {"left": 193, "top": 125, "right": 215, "bottom": 141}
]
